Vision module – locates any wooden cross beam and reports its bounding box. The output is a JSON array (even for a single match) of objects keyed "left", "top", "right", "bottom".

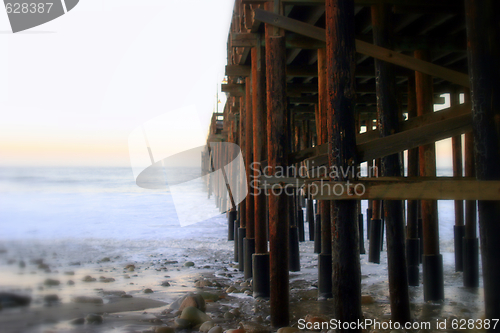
[
  {"left": 256, "top": 176, "right": 500, "bottom": 201},
  {"left": 288, "top": 101, "right": 472, "bottom": 164},
  {"left": 309, "top": 178, "right": 500, "bottom": 201},
  {"left": 253, "top": 9, "right": 470, "bottom": 87}
]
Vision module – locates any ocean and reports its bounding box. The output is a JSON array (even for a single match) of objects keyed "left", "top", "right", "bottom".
[{"left": 0, "top": 166, "right": 466, "bottom": 251}]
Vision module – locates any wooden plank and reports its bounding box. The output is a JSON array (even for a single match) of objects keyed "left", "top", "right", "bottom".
[
  {"left": 226, "top": 65, "right": 251, "bottom": 77},
  {"left": 232, "top": 32, "right": 465, "bottom": 52},
  {"left": 360, "top": 114, "right": 471, "bottom": 162},
  {"left": 309, "top": 179, "right": 500, "bottom": 201},
  {"left": 253, "top": 9, "right": 470, "bottom": 87},
  {"left": 288, "top": 102, "right": 472, "bottom": 164},
  {"left": 221, "top": 83, "right": 245, "bottom": 96}
]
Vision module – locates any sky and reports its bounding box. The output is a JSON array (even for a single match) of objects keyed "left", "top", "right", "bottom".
[{"left": 0, "top": 0, "right": 234, "bottom": 167}]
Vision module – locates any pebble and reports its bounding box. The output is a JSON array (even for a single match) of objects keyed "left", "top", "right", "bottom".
[
  {"left": 277, "top": 327, "right": 299, "bottom": 333},
  {"left": 161, "top": 281, "right": 171, "bottom": 287},
  {"left": 38, "top": 263, "right": 50, "bottom": 270},
  {"left": 82, "top": 275, "right": 96, "bottom": 282},
  {"left": 85, "top": 313, "right": 103, "bottom": 324},
  {"left": 185, "top": 261, "right": 195, "bottom": 267},
  {"left": 101, "top": 290, "right": 125, "bottom": 296},
  {"left": 175, "top": 318, "right": 192, "bottom": 329},
  {"left": 199, "top": 320, "right": 215, "bottom": 333},
  {"left": 0, "top": 292, "right": 31, "bottom": 308},
  {"left": 224, "top": 312, "right": 235, "bottom": 320},
  {"left": 19, "top": 260, "right": 26, "bottom": 268},
  {"left": 229, "top": 308, "right": 240, "bottom": 317},
  {"left": 180, "top": 294, "right": 206, "bottom": 312},
  {"left": 155, "top": 327, "right": 175, "bottom": 333},
  {"left": 144, "top": 288, "right": 154, "bottom": 294},
  {"left": 239, "top": 322, "right": 270, "bottom": 333},
  {"left": 361, "top": 295, "right": 375, "bottom": 305},
  {"left": 64, "top": 271, "right": 75, "bottom": 275},
  {"left": 72, "top": 296, "right": 103, "bottom": 304},
  {"left": 196, "top": 279, "right": 213, "bottom": 287},
  {"left": 67, "top": 280, "right": 75, "bottom": 285},
  {"left": 180, "top": 306, "right": 211, "bottom": 325},
  {"left": 43, "top": 294, "right": 59, "bottom": 304},
  {"left": 69, "top": 318, "right": 85, "bottom": 325},
  {"left": 226, "top": 286, "right": 236, "bottom": 293},
  {"left": 100, "top": 257, "right": 111, "bottom": 262},
  {"left": 99, "top": 277, "right": 116, "bottom": 283},
  {"left": 121, "top": 294, "right": 133, "bottom": 298},
  {"left": 43, "top": 278, "right": 60, "bottom": 286},
  {"left": 208, "top": 327, "right": 223, "bottom": 333}
]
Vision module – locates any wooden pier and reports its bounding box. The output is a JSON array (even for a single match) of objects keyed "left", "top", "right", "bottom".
[{"left": 204, "top": 0, "right": 500, "bottom": 329}]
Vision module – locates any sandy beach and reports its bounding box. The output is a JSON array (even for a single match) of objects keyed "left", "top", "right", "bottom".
[{"left": 0, "top": 225, "right": 486, "bottom": 333}]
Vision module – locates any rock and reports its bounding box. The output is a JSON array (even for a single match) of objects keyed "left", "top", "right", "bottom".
[
  {"left": 86, "top": 313, "right": 103, "bottom": 324},
  {"left": 180, "top": 306, "right": 211, "bottom": 326},
  {"left": 226, "top": 286, "right": 236, "bottom": 293},
  {"left": 19, "top": 260, "right": 26, "bottom": 268},
  {"left": 101, "top": 290, "right": 126, "bottom": 297},
  {"left": 175, "top": 318, "right": 192, "bottom": 329},
  {"left": 155, "top": 327, "right": 175, "bottom": 333},
  {"left": 64, "top": 271, "right": 75, "bottom": 275},
  {"left": 277, "top": 328, "right": 299, "bottom": 333},
  {"left": 43, "top": 294, "right": 59, "bottom": 304},
  {"left": 229, "top": 309, "right": 240, "bottom": 317},
  {"left": 67, "top": 280, "right": 75, "bottom": 285},
  {"left": 226, "top": 330, "right": 246, "bottom": 333},
  {"left": 361, "top": 295, "right": 375, "bottom": 305},
  {"left": 124, "top": 274, "right": 131, "bottom": 279},
  {"left": 100, "top": 257, "right": 111, "bottom": 262},
  {"left": 199, "top": 321, "right": 215, "bottom": 333},
  {"left": 125, "top": 264, "right": 135, "bottom": 271},
  {"left": 144, "top": 288, "right": 154, "bottom": 294},
  {"left": 208, "top": 326, "right": 223, "bottom": 333},
  {"left": 199, "top": 291, "right": 221, "bottom": 302},
  {"left": 72, "top": 296, "right": 103, "bottom": 304},
  {"left": 121, "top": 294, "right": 133, "bottom": 298},
  {"left": 161, "top": 281, "right": 171, "bottom": 287},
  {"left": 304, "top": 315, "right": 328, "bottom": 331},
  {"left": 196, "top": 279, "right": 213, "bottom": 288},
  {"left": 180, "top": 294, "right": 206, "bottom": 313},
  {"left": 38, "top": 263, "right": 50, "bottom": 270},
  {"left": 224, "top": 312, "right": 235, "bottom": 320},
  {"left": 44, "top": 278, "right": 60, "bottom": 286},
  {"left": 0, "top": 292, "right": 31, "bottom": 308},
  {"left": 239, "top": 322, "right": 270, "bottom": 333},
  {"left": 99, "top": 277, "right": 115, "bottom": 283},
  {"left": 82, "top": 275, "right": 96, "bottom": 282},
  {"left": 70, "top": 318, "right": 85, "bottom": 325},
  {"left": 184, "top": 261, "right": 195, "bottom": 267}
]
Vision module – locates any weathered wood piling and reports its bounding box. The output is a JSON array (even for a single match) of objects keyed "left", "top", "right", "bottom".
[{"left": 203, "top": 0, "right": 500, "bottom": 328}]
